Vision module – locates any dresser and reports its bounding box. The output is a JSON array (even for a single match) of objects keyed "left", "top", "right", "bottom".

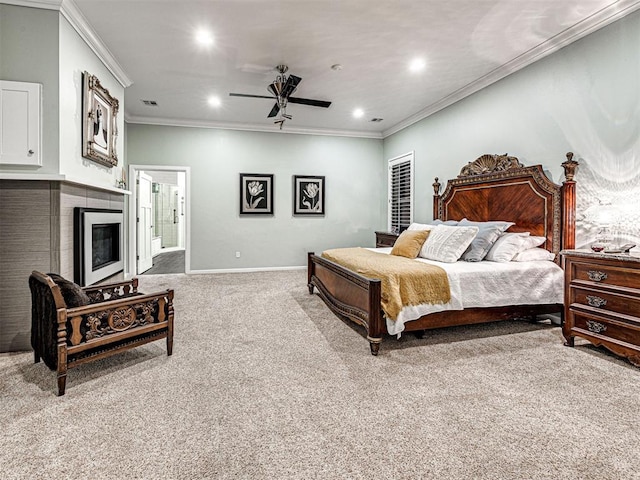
[
  {"left": 561, "top": 249, "right": 640, "bottom": 366},
  {"left": 375, "top": 231, "right": 399, "bottom": 247}
]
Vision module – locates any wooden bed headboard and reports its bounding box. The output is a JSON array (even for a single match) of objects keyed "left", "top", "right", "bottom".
[{"left": 432, "top": 153, "right": 578, "bottom": 255}]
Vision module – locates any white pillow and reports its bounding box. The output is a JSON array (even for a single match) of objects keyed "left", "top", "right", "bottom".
[
  {"left": 520, "top": 235, "right": 546, "bottom": 250},
  {"left": 485, "top": 232, "right": 530, "bottom": 262},
  {"left": 419, "top": 225, "right": 479, "bottom": 263},
  {"left": 512, "top": 248, "right": 556, "bottom": 262},
  {"left": 407, "top": 223, "right": 434, "bottom": 231},
  {"left": 458, "top": 219, "right": 514, "bottom": 262}
]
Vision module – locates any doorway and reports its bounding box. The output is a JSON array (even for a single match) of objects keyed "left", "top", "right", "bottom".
[{"left": 128, "top": 165, "right": 191, "bottom": 276}]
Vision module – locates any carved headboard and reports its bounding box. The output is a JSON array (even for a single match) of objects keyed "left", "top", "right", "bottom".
[{"left": 432, "top": 153, "right": 578, "bottom": 255}]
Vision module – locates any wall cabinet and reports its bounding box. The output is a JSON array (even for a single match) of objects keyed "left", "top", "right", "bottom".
[{"left": 0, "top": 80, "right": 42, "bottom": 167}]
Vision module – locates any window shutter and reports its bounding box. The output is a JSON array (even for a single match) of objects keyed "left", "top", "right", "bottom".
[{"left": 388, "top": 152, "right": 414, "bottom": 233}]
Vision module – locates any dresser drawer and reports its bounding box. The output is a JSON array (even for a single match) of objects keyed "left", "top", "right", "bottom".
[
  {"left": 571, "top": 261, "right": 640, "bottom": 289},
  {"left": 569, "top": 309, "right": 640, "bottom": 346},
  {"left": 570, "top": 286, "right": 640, "bottom": 318}
]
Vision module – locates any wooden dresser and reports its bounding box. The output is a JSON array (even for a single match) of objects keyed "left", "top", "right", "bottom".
[
  {"left": 375, "top": 231, "right": 399, "bottom": 247},
  {"left": 561, "top": 249, "right": 640, "bottom": 366}
]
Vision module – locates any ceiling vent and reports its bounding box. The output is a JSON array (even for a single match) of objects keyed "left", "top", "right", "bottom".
[
  {"left": 141, "top": 100, "right": 158, "bottom": 106},
  {"left": 370, "top": 118, "right": 384, "bottom": 122}
]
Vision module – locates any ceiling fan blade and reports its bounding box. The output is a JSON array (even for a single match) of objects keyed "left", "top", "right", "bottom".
[
  {"left": 229, "top": 93, "right": 274, "bottom": 100},
  {"left": 281, "top": 74, "right": 301, "bottom": 98},
  {"left": 267, "top": 103, "right": 280, "bottom": 118},
  {"left": 288, "top": 97, "right": 331, "bottom": 108}
]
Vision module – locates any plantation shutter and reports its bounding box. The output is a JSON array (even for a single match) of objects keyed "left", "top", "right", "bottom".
[{"left": 388, "top": 152, "right": 414, "bottom": 233}]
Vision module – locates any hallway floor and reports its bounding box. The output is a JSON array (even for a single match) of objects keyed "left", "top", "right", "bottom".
[{"left": 142, "top": 249, "right": 185, "bottom": 275}]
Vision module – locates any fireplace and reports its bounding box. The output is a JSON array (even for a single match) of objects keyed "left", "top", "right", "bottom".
[{"left": 74, "top": 208, "right": 124, "bottom": 286}]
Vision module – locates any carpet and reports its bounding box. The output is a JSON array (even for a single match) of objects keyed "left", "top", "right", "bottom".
[{"left": 1, "top": 270, "right": 638, "bottom": 479}]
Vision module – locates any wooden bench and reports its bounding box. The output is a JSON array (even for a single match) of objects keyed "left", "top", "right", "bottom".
[{"left": 29, "top": 271, "right": 174, "bottom": 395}]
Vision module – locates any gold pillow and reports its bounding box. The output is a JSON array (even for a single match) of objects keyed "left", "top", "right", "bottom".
[{"left": 390, "top": 229, "right": 430, "bottom": 258}]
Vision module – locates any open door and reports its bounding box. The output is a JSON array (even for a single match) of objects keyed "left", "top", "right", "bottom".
[{"left": 137, "top": 171, "right": 153, "bottom": 273}]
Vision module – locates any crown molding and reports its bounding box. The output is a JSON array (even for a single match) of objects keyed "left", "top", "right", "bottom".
[
  {"left": 60, "top": 0, "right": 132, "bottom": 88},
  {"left": 2, "top": 0, "right": 133, "bottom": 88},
  {"left": 382, "top": 0, "right": 640, "bottom": 138},
  {"left": 124, "top": 115, "right": 384, "bottom": 139},
  {"left": 0, "top": 0, "right": 61, "bottom": 9}
]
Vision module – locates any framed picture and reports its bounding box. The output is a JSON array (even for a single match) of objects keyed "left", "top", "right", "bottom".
[
  {"left": 82, "top": 71, "right": 119, "bottom": 168},
  {"left": 293, "top": 175, "right": 325, "bottom": 215},
  {"left": 240, "top": 173, "right": 274, "bottom": 215}
]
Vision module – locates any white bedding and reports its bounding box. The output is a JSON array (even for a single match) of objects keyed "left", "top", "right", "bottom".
[{"left": 369, "top": 248, "right": 564, "bottom": 336}]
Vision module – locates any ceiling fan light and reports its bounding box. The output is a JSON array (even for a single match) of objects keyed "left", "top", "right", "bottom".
[{"left": 268, "top": 82, "right": 283, "bottom": 97}]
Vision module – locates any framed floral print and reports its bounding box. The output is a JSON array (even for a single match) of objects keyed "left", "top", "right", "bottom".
[
  {"left": 240, "top": 173, "right": 274, "bottom": 215},
  {"left": 293, "top": 175, "right": 325, "bottom": 216},
  {"left": 82, "top": 71, "right": 119, "bottom": 168}
]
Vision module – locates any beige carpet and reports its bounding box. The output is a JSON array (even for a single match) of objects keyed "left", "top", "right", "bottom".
[{"left": 1, "top": 270, "right": 639, "bottom": 479}]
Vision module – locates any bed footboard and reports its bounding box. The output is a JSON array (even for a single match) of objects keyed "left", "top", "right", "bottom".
[{"left": 307, "top": 252, "right": 384, "bottom": 355}]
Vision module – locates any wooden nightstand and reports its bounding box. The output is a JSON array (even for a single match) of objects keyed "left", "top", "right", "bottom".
[
  {"left": 375, "top": 231, "right": 399, "bottom": 248},
  {"left": 561, "top": 249, "right": 640, "bottom": 366}
]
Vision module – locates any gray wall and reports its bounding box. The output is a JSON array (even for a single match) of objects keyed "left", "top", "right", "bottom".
[
  {"left": 126, "top": 124, "right": 385, "bottom": 270},
  {"left": 383, "top": 9, "right": 640, "bottom": 249},
  {"left": 0, "top": 4, "right": 60, "bottom": 174}
]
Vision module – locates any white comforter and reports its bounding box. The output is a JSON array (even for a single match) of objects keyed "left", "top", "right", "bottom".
[{"left": 369, "top": 248, "right": 564, "bottom": 336}]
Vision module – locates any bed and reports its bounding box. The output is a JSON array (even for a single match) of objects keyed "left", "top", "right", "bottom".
[{"left": 307, "top": 153, "right": 578, "bottom": 355}]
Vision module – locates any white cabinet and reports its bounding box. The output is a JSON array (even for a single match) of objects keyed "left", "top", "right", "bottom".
[{"left": 0, "top": 80, "right": 42, "bottom": 166}]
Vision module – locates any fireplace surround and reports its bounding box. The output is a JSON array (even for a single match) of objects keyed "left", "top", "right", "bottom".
[{"left": 74, "top": 207, "right": 124, "bottom": 286}]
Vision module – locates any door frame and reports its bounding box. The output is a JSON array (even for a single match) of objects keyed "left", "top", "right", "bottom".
[{"left": 128, "top": 164, "right": 191, "bottom": 276}]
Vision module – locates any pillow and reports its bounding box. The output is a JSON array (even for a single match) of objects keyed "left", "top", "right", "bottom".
[
  {"left": 390, "top": 230, "right": 430, "bottom": 258},
  {"left": 458, "top": 219, "right": 514, "bottom": 262},
  {"left": 47, "top": 273, "right": 91, "bottom": 307},
  {"left": 484, "top": 233, "right": 530, "bottom": 262},
  {"left": 520, "top": 235, "right": 547, "bottom": 250},
  {"left": 512, "top": 248, "right": 556, "bottom": 262},
  {"left": 407, "top": 223, "right": 434, "bottom": 231},
  {"left": 430, "top": 219, "right": 460, "bottom": 226},
  {"left": 408, "top": 220, "right": 459, "bottom": 230},
  {"left": 419, "top": 225, "right": 479, "bottom": 263}
]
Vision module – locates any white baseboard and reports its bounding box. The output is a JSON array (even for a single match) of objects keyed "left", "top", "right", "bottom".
[{"left": 187, "top": 265, "right": 306, "bottom": 274}]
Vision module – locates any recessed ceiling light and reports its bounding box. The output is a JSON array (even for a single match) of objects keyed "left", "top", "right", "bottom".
[
  {"left": 409, "top": 58, "right": 426, "bottom": 72},
  {"left": 353, "top": 108, "right": 364, "bottom": 119},
  {"left": 207, "top": 96, "right": 221, "bottom": 107},
  {"left": 195, "top": 29, "right": 214, "bottom": 47}
]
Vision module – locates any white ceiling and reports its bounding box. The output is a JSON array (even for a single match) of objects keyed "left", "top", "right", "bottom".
[{"left": 69, "top": 0, "right": 640, "bottom": 137}]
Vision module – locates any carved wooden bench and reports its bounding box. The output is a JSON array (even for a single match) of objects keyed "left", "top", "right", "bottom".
[{"left": 29, "top": 271, "right": 174, "bottom": 395}]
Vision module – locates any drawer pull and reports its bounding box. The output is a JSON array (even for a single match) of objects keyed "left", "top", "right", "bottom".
[
  {"left": 587, "top": 270, "right": 607, "bottom": 282},
  {"left": 586, "top": 295, "right": 607, "bottom": 308},
  {"left": 586, "top": 320, "right": 607, "bottom": 334}
]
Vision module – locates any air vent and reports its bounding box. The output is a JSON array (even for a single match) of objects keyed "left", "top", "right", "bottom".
[
  {"left": 141, "top": 100, "right": 158, "bottom": 106},
  {"left": 370, "top": 118, "right": 384, "bottom": 122}
]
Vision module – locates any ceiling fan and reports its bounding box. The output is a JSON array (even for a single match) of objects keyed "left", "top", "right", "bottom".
[{"left": 229, "top": 65, "right": 331, "bottom": 129}]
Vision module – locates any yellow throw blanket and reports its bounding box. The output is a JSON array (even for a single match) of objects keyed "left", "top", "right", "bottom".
[{"left": 321, "top": 248, "right": 451, "bottom": 321}]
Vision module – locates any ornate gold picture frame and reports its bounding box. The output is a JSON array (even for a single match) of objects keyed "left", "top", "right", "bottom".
[{"left": 82, "top": 72, "right": 119, "bottom": 167}]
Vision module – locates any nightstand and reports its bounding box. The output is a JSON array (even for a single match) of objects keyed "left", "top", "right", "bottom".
[
  {"left": 561, "top": 249, "right": 640, "bottom": 366},
  {"left": 375, "top": 231, "right": 399, "bottom": 248}
]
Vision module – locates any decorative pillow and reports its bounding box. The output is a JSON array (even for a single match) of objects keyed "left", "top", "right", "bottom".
[
  {"left": 519, "top": 235, "right": 547, "bottom": 250},
  {"left": 430, "top": 219, "right": 460, "bottom": 226},
  {"left": 419, "top": 225, "right": 479, "bottom": 263},
  {"left": 512, "top": 248, "right": 556, "bottom": 262},
  {"left": 390, "top": 230, "right": 430, "bottom": 258},
  {"left": 408, "top": 220, "right": 459, "bottom": 231},
  {"left": 458, "top": 219, "right": 514, "bottom": 262},
  {"left": 47, "top": 273, "right": 91, "bottom": 307},
  {"left": 484, "top": 233, "right": 530, "bottom": 262},
  {"left": 407, "top": 223, "right": 434, "bottom": 231}
]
